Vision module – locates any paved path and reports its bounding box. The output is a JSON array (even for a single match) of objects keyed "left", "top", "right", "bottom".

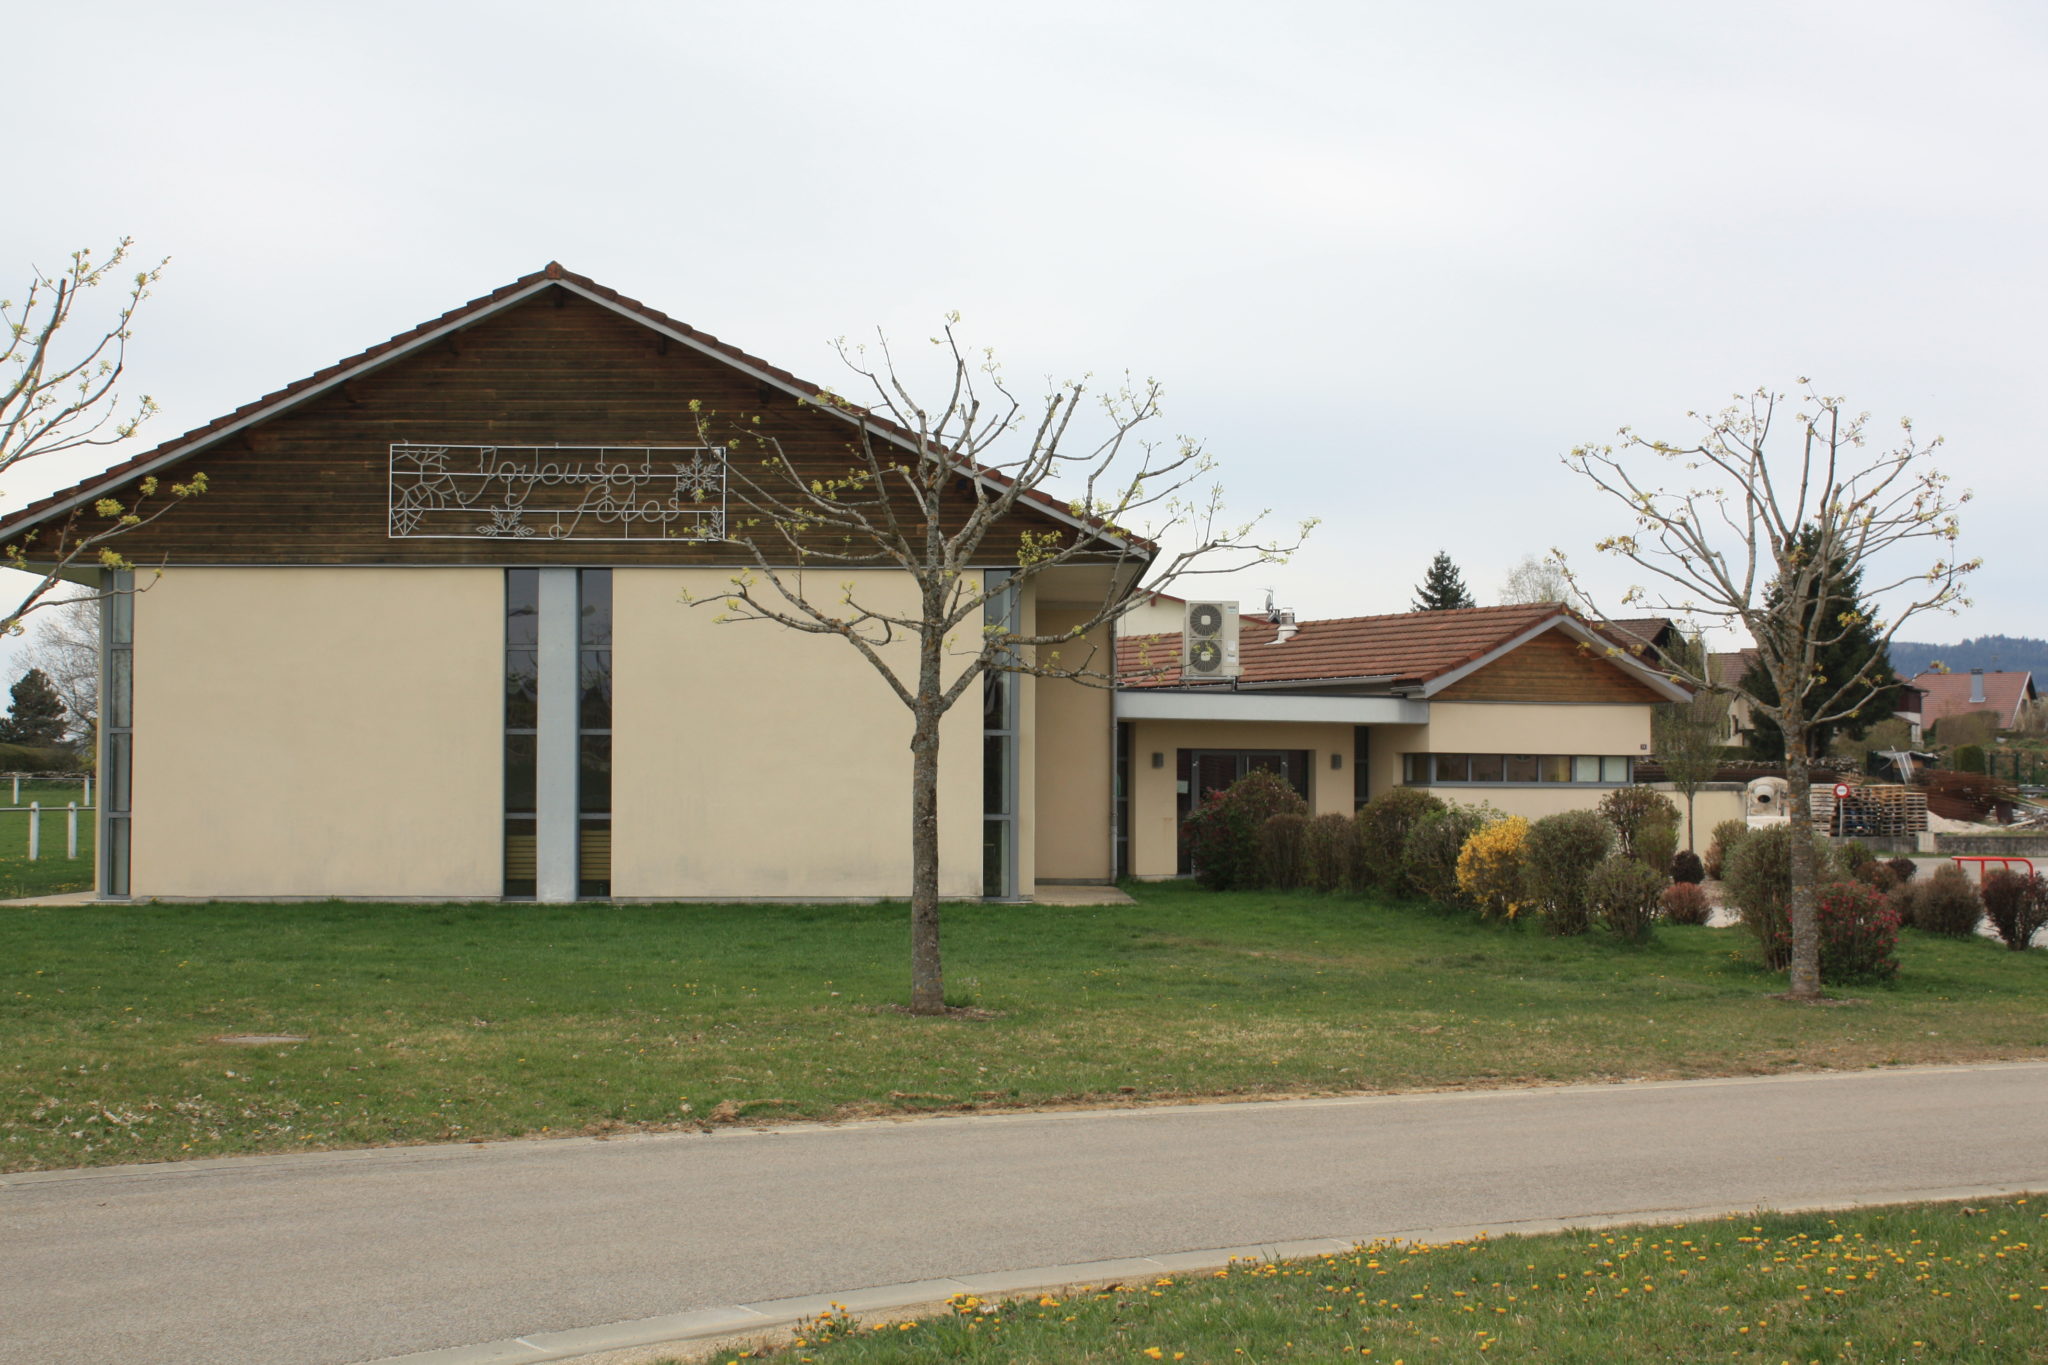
[{"left": 5, "top": 1062, "right": 2046, "bottom": 1365}]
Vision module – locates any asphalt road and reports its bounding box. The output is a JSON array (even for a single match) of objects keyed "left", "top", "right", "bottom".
[{"left": 5, "top": 1062, "right": 2046, "bottom": 1365}]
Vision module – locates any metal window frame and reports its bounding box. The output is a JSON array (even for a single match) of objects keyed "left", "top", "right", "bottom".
[
  {"left": 99, "top": 572, "right": 134, "bottom": 898},
  {"left": 982, "top": 570, "right": 1020, "bottom": 900}
]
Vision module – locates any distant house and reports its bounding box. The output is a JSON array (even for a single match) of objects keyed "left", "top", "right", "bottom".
[
  {"left": 1908, "top": 669, "right": 2039, "bottom": 733},
  {"left": 1114, "top": 603, "right": 1688, "bottom": 877}
]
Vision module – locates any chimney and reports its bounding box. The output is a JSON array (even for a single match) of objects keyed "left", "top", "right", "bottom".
[
  {"left": 1970, "top": 668, "right": 1986, "bottom": 705},
  {"left": 1273, "top": 608, "right": 1298, "bottom": 644}
]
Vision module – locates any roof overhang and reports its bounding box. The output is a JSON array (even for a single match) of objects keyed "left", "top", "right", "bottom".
[
  {"left": 1114, "top": 690, "right": 1430, "bottom": 725},
  {"left": 1418, "top": 614, "right": 1692, "bottom": 702}
]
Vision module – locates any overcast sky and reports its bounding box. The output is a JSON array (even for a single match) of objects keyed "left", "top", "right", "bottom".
[{"left": 5, "top": 0, "right": 2041, "bottom": 652}]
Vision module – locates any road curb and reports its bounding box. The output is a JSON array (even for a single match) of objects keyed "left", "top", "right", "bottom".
[{"left": 359, "top": 1181, "right": 2047, "bottom": 1365}]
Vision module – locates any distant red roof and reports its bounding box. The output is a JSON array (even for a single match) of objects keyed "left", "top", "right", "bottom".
[
  {"left": 1906, "top": 671, "right": 2038, "bottom": 729},
  {"left": 1119, "top": 602, "right": 1573, "bottom": 690}
]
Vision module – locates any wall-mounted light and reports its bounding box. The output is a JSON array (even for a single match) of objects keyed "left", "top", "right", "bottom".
[
  {"left": 1330, "top": 752, "right": 1343, "bottom": 770},
  {"left": 1151, "top": 752, "right": 1165, "bottom": 769}
]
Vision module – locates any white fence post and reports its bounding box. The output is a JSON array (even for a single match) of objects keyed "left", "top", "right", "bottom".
[
  {"left": 83, "top": 774, "right": 92, "bottom": 807},
  {"left": 10, "top": 776, "right": 16, "bottom": 805},
  {"left": 27, "top": 802, "right": 39, "bottom": 861},
  {"left": 67, "top": 803, "right": 78, "bottom": 859}
]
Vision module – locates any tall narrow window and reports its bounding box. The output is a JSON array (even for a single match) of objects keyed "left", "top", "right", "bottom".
[
  {"left": 578, "top": 569, "right": 611, "bottom": 897},
  {"left": 982, "top": 570, "right": 1019, "bottom": 898},
  {"left": 504, "top": 569, "right": 539, "bottom": 898},
  {"left": 101, "top": 573, "right": 134, "bottom": 897}
]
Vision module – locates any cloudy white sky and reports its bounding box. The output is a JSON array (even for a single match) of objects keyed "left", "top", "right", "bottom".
[{"left": 6, "top": 0, "right": 2041, "bottom": 648}]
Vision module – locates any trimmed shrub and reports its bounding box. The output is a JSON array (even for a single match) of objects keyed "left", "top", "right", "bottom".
[
  {"left": 1258, "top": 813, "right": 1309, "bottom": 890},
  {"left": 1954, "top": 744, "right": 1986, "bottom": 774},
  {"left": 1302, "top": 813, "right": 1356, "bottom": 893},
  {"left": 1836, "top": 840, "right": 1876, "bottom": 875},
  {"left": 0, "top": 743, "right": 81, "bottom": 774},
  {"left": 1355, "top": 788, "right": 1444, "bottom": 890},
  {"left": 1980, "top": 870, "right": 2048, "bottom": 950},
  {"left": 1587, "top": 854, "right": 1664, "bottom": 942},
  {"left": 1660, "top": 881, "right": 1713, "bottom": 926},
  {"left": 1522, "top": 809, "right": 1613, "bottom": 937},
  {"left": 1402, "top": 802, "right": 1490, "bottom": 909},
  {"left": 1670, "top": 849, "right": 1705, "bottom": 885},
  {"left": 1599, "top": 787, "right": 1681, "bottom": 869},
  {"left": 1183, "top": 769, "right": 1308, "bottom": 890},
  {"left": 1886, "top": 858, "right": 1918, "bottom": 886},
  {"left": 1722, "top": 823, "right": 1832, "bottom": 970},
  {"left": 1455, "top": 815, "right": 1531, "bottom": 921},
  {"left": 1895, "top": 863, "right": 1982, "bottom": 938},
  {"left": 1705, "top": 819, "right": 1751, "bottom": 881}
]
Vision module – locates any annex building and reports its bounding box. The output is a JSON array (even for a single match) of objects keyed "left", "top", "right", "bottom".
[{"left": 1, "top": 266, "right": 1687, "bottom": 902}]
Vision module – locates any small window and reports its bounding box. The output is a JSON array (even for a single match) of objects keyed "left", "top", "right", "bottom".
[
  {"left": 1467, "top": 753, "right": 1505, "bottom": 783},
  {"left": 1572, "top": 756, "right": 1601, "bottom": 783},
  {"left": 1433, "top": 753, "right": 1469, "bottom": 783},
  {"left": 1602, "top": 756, "right": 1632, "bottom": 783},
  {"left": 1540, "top": 755, "right": 1573, "bottom": 783},
  {"left": 1505, "top": 754, "right": 1539, "bottom": 783}
]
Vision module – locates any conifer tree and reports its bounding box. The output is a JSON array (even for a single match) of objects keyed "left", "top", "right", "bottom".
[
  {"left": 0, "top": 668, "right": 69, "bottom": 746},
  {"left": 1411, "top": 551, "right": 1476, "bottom": 611},
  {"left": 1739, "top": 526, "right": 1898, "bottom": 760}
]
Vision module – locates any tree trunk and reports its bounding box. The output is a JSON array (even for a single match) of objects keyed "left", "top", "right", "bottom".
[
  {"left": 907, "top": 627, "right": 947, "bottom": 1015},
  {"left": 1783, "top": 723, "right": 1822, "bottom": 1000}
]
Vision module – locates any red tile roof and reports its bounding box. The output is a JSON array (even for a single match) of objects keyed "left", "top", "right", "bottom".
[
  {"left": 0, "top": 262, "right": 1153, "bottom": 556},
  {"left": 1118, "top": 602, "right": 1566, "bottom": 689},
  {"left": 1906, "top": 671, "right": 2038, "bottom": 729}
]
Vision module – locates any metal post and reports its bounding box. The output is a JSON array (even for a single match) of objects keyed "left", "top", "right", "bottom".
[
  {"left": 67, "top": 803, "right": 78, "bottom": 859},
  {"left": 83, "top": 774, "right": 91, "bottom": 807},
  {"left": 28, "top": 802, "right": 39, "bottom": 861}
]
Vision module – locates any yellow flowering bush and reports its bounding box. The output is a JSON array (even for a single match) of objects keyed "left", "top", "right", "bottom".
[{"left": 1456, "top": 815, "right": 1531, "bottom": 920}]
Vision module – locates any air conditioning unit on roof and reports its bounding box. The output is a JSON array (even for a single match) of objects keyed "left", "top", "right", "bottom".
[{"left": 1183, "top": 601, "right": 1240, "bottom": 680}]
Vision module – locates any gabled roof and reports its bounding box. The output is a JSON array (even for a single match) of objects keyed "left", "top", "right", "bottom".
[
  {"left": 1906, "top": 670, "right": 2038, "bottom": 729},
  {"left": 1708, "top": 649, "right": 1758, "bottom": 689},
  {"left": 1117, "top": 602, "right": 1689, "bottom": 700},
  {"left": 0, "top": 263, "right": 1151, "bottom": 557}
]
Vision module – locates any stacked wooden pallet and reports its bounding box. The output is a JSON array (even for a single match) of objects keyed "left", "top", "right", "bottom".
[{"left": 1813, "top": 783, "right": 1928, "bottom": 836}]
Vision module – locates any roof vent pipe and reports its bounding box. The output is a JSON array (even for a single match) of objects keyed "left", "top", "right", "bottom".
[
  {"left": 1273, "top": 608, "right": 1298, "bottom": 644},
  {"left": 1970, "top": 668, "right": 1986, "bottom": 704}
]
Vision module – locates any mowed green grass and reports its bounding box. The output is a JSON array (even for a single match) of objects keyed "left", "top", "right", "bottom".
[
  {"left": 3, "top": 883, "right": 2046, "bottom": 1171},
  {"left": 0, "top": 779, "right": 96, "bottom": 900},
  {"left": 722, "top": 1199, "right": 2048, "bottom": 1365}
]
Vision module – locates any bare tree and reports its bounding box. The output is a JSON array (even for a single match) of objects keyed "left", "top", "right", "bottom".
[
  {"left": 1561, "top": 383, "right": 1974, "bottom": 1000},
  {"left": 1650, "top": 631, "right": 1727, "bottom": 853},
  {"left": 690, "top": 322, "right": 1308, "bottom": 1014},
  {"left": 1496, "top": 553, "right": 1573, "bottom": 606},
  {"left": 2, "top": 239, "right": 207, "bottom": 632},
  {"left": 18, "top": 594, "right": 99, "bottom": 749}
]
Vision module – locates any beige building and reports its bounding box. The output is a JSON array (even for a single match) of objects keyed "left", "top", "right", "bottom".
[{"left": 2, "top": 266, "right": 1688, "bottom": 902}]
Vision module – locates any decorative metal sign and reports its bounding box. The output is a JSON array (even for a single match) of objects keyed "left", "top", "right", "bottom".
[{"left": 388, "top": 443, "right": 727, "bottom": 541}]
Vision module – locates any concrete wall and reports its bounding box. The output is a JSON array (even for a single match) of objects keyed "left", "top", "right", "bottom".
[
  {"left": 1124, "top": 719, "right": 1352, "bottom": 878},
  {"left": 610, "top": 568, "right": 982, "bottom": 899},
  {"left": 131, "top": 568, "right": 503, "bottom": 897},
  {"left": 1032, "top": 607, "right": 1113, "bottom": 882}
]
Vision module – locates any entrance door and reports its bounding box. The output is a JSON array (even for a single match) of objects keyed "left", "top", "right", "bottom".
[{"left": 1176, "top": 748, "right": 1312, "bottom": 874}]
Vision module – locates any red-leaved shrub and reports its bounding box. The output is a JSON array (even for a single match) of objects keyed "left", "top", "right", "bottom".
[
  {"left": 1762, "top": 880, "right": 1901, "bottom": 982},
  {"left": 1660, "top": 882, "right": 1712, "bottom": 925},
  {"left": 1980, "top": 870, "right": 2048, "bottom": 951}
]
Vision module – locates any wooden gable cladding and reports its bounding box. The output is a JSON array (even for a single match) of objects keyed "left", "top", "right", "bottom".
[
  {"left": 40, "top": 288, "right": 1084, "bottom": 568},
  {"left": 1433, "top": 627, "right": 1668, "bottom": 704}
]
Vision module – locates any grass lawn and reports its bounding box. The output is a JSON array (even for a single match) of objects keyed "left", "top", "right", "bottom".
[
  {"left": 3, "top": 883, "right": 2046, "bottom": 1171},
  {"left": 0, "top": 779, "right": 96, "bottom": 900},
  {"left": 714, "top": 1198, "right": 2048, "bottom": 1364}
]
